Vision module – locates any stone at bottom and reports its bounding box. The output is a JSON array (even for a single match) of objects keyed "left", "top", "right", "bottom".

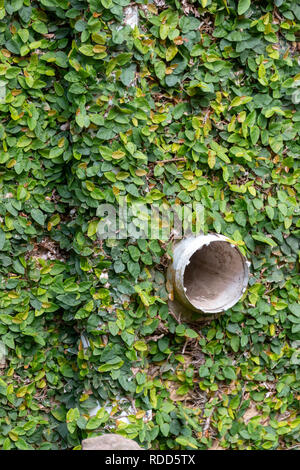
[{"left": 82, "top": 434, "right": 141, "bottom": 450}]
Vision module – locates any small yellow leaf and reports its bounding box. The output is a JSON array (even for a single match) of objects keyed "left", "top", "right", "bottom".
[
  {"left": 112, "top": 186, "right": 120, "bottom": 196},
  {"left": 16, "top": 386, "right": 28, "bottom": 397},
  {"left": 93, "top": 45, "right": 106, "bottom": 53},
  {"left": 166, "top": 45, "right": 178, "bottom": 62},
  {"left": 112, "top": 150, "right": 125, "bottom": 159},
  {"left": 8, "top": 432, "right": 18, "bottom": 442},
  {"left": 248, "top": 186, "right": 256, "bottom": 196},
  {"left": 270, "top": 324, "right": 275, "bottom": 336},
  {"left": 135, "top": 169, "right": 147, "bottom": 176},
  {"left": 86, "top": 181, "right": 95, "bottom": 191},
  {"left": 7, "top": 159, "right": 16, "bottom": 168},
  {"left": 58, "top": 137, "right": 65, "bottom": 148},
  {"left": 208, "top": 150, "right": 216, "bottom": 169}
]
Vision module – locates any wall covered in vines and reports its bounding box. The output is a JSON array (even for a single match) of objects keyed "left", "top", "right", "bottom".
[{"left": 0, "top": 0, "right": 299, "bottom": 450}]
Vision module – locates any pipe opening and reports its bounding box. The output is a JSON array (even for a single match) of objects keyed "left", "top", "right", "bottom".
[{"left": 183, "top": 241, "right": 245, "bottom": 312}]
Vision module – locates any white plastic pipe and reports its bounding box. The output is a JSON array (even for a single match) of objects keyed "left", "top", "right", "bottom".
[{"left": 168, "top": 234, "right": 249, "bottom": 316}]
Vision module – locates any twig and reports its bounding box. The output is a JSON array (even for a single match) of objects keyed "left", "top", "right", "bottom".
[
  {"left": 182, "top": 339, "right": 189, "bottom": 354},
  {"left": 145, "top": 333, "right": 164, "bottom": 343},
  {"left": 287, "top": 444, "right": 300, "bottom": 450},
  {"left": 169, "top": 308, "right": 181, "bottom": 324}
]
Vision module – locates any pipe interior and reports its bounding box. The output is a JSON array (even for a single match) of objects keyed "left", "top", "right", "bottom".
[{"left": 183, "top": 241, "right": 245, "bottom": 311}]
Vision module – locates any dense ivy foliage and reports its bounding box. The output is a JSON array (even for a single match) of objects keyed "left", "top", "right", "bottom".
[{"left": 0, "top": 0, "right": 299, "bottom": 450}]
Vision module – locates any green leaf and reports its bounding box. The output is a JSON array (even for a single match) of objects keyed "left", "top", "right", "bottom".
[
  {"left": 210, "top": 141, "right": 230, "bottom": 163},
  {"left": 31, "top": 208, "right": 45, "bottom": 225},
  {"left": 86, "top": 416, "right": 102, "bottom": 430},
  {"left": 0, "top": 229, "right": 5, "bottom": 250},
  {"left": 160, "top": 423, "right": 170, "bottom": 437},
  {"left": 185, "top": 328, "right": 198, "bottom": 338},
  {"left": 134, "top": 341, "right": 148, "bottom": 352},
  {"left": 79, "top": 45, "right": 94, "bottom": 56},
  {"left": 120, "top": 64, "right": 136, "bottom": 87},
  {"left": 175, "top": 436, "right": 199, "bottom": 449},
  {"left": 252, "top": 233, "right": 277, "bottom": 247},
  {"left": 223, "top": 366, "right": 236, "bottom": 381},
  {"left": 238, "top": 0, "right": 251, "bottom": 15},
  {"left": 266, "top": 206, "right": 274, "bottom": 220},
  {"left": 98, "top": 358, "right": 124, "bottom": 372},
  {"left": 128, "top": 245, "right": 140, "bottom": 262},
  {"left": 250, "top": 125, "right": 259, "bottom": 145},
  {"left": 127, "top": 260, "right": 140, "bottom": 278},
  {"left": 15, "top": 438, "right": 31, "bottom": 450},
  {"left": 230, "top": 95, "right": 253, "bottom": 107},
  {"left": 160, "top": 23, "right": 169, "bottom": 40},
  {"left": 154, "top": 61, "right": 166, "bottom": 81}
]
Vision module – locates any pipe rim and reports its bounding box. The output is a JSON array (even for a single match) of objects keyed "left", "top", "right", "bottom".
[{"left": 173, "top": 235, "right": 249, "bottom": 314}]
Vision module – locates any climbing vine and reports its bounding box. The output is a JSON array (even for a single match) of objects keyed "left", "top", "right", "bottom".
[{"left": 0, "top": 0, "right": 299, "bottom": 450}]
